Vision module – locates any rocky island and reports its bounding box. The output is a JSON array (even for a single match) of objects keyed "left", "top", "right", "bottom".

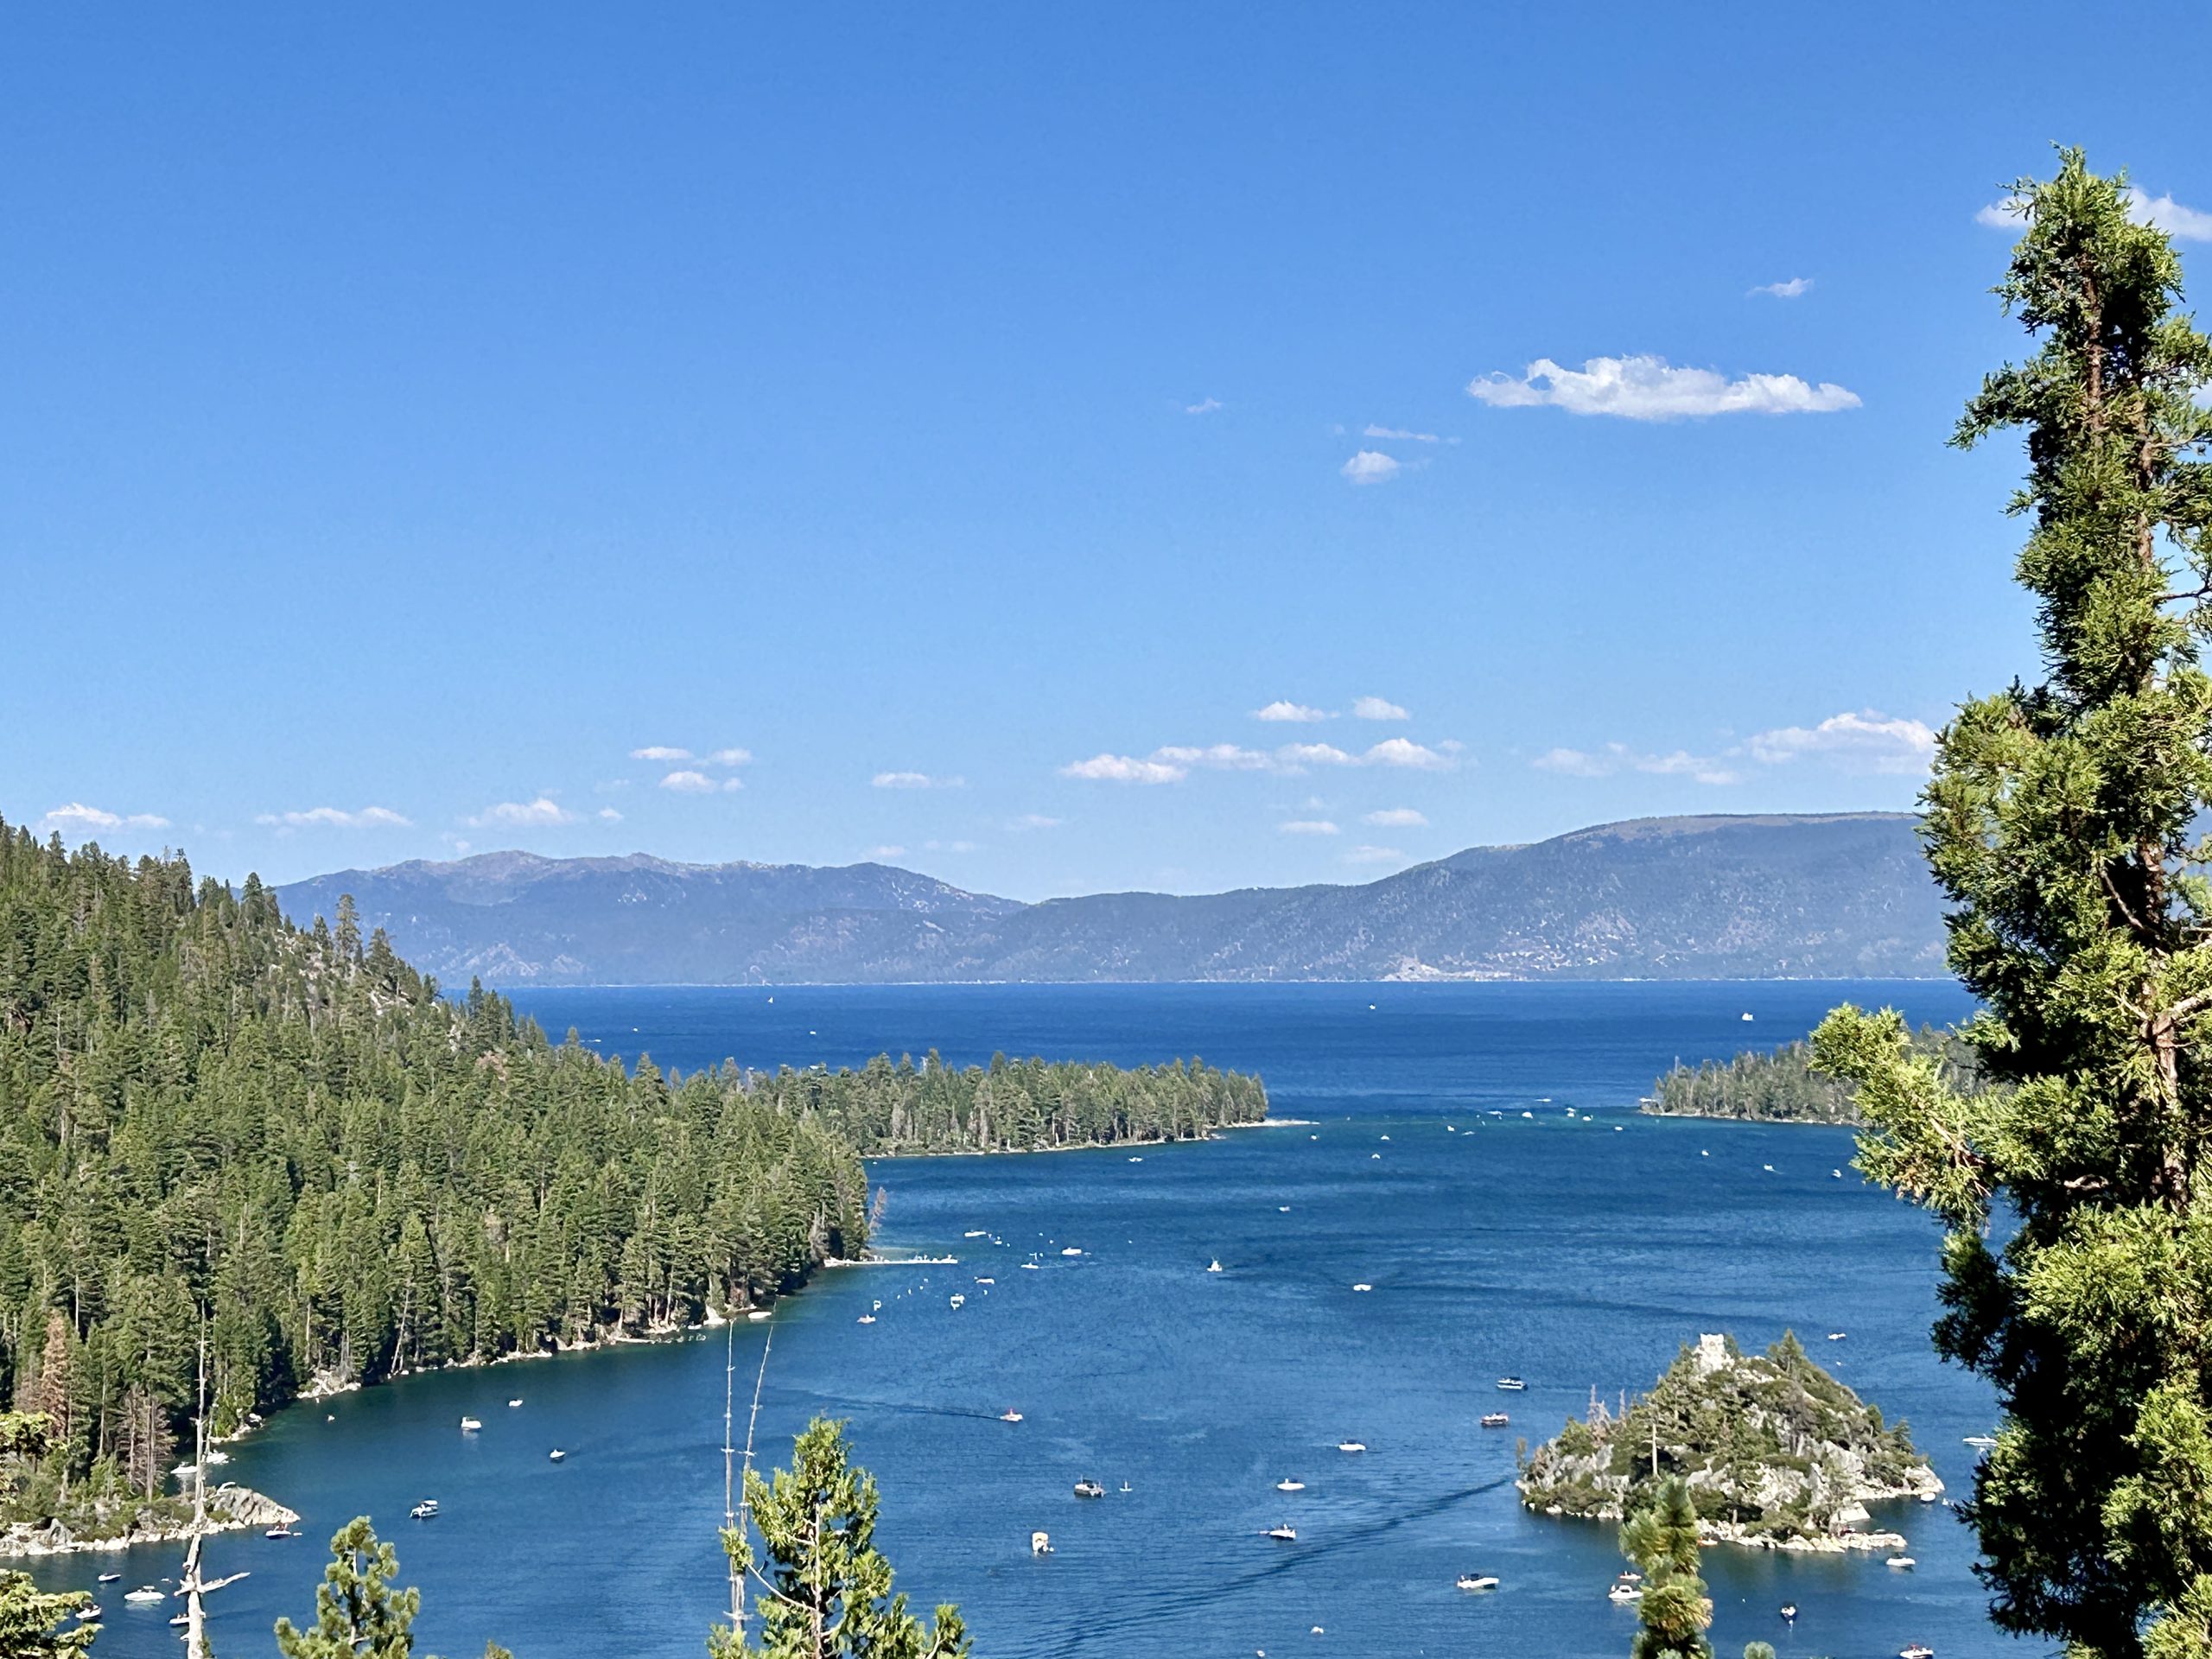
[{"left": 1517, "top": 1332, "right": 1940, "bottom": 1552}]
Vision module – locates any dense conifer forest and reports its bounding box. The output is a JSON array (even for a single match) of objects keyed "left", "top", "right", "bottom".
[
  {"left": 1643, "top": 1027, "right": 1976, "bottom": 1125},
  {"left": 0, "top": 820, "right": 1265, "bottom": 1541}
]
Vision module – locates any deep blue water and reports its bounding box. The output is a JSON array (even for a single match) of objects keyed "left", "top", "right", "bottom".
[{"left": 35, "top": 981, "right": 2023, "bottom": 1659}]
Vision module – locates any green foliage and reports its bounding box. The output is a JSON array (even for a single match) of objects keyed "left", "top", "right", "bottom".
[
  {"left": 0, "top": 1570, "right": 94, "bottom": 1657},
  {"left": 1517, "top": 1333, "right": 1927, "bottom": 1541},
  {"left": 275, "top": 1518, "right": 422, "bottom": 1659},
  {"left": 1648, "top": 1027, "right": 1976, "bottom": 1125},
  {"left": 713, "top": 1417, "right": 967, "bottom": 1659},
  {"left": 1742, "top": 1644, "right": 1776, "bottom": 1659},
  {"left": 1620, "top": 1477, "right": 1711, "bottom": 1659},
  {"left": 1814, "top": 149, "right": 2212, "bottom": 1659},
  {"left": 0, "top": 826, "right": 886, "bottom": 1534},
  {"left": 743, "top": 1051, "right": 1268, "bottom": 1157}
]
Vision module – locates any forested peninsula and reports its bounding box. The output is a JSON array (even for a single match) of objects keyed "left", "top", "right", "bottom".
[
  {"left": 1641, "top": 1026, "right": 1977, "bottom": 1125},
  {"left": 0, "top": 821, "right": 1264, "bottom": 1551}
]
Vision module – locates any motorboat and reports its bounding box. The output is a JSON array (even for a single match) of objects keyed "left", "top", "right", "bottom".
[
  {"left": 1274, "top": 1479, "right": 1304, "bottom": 1492},
  {"left": 1337, "top": 1440, "right": 1366, "bottom": 1453},
  {"left": 1827, "top": 1332, "right": 1847, "bottom": 1341},
  {"left": 1001, "top": 1410, "right": 1024, "bottom": 1423},
  {"left": 410, "top": 1499, "right": 439, "bottom": 1520},
  {"left": 1072, "top": 1479, "right": 1106, "bottom": 1499},
  {"left": 124, "top": 1587, "right": 164, "bottom": 1605},
  {"left": 1607, "top": 1581, "right": 1643, "bottom": 1604},
  {"left": 98, "top": 1573, "right": 121, "bottom": 1584},
  {"left": 964, "top": 1230, "right": 988, "bottom": 1238},
  {"left": 1266, "top": 1525, "right": 1297, "bottom": 1541},
  {"left": 949, "top": 1294, "right": 965, "bottom": 1309},
  {"left": 74, "top": 1606, "right": 98, "bottom": 1621},
  {"left": 1207, "top": 1260, "right": 1224, "bottom": 1273},
  {"left": 1456, "top": 1574, "right": 1499, "bottom": 1592},
  {"left": 1020, "top": 1262, "right": 1040, "bottom": 1271},
  {"left": 1030, "top": 1530, "right": 1053, "bottom": 1555},
  {"left": 264, "top": 1525, "right": 296, "bottom": 1538},
  {"left": 1480, "top": 1412, "right": 1510, "bottom": 1428},
  {"left": 1901, "top": 1647, "right": 1936, "bottom": 1659},
  {"left": 1780, "top": 1604, "right": 1797, "bottom": 1620},
  {"left": 508, "top": 1398, "right": 523, "bottom": 1408},
  {"left": 549, "top": 1449, "right": 565, "bottom": 1461},
  {"left": 1060, "top": 1248, "right": 1083, "bottom": 1257},
  {"left": 1496, "top": 1378, "right": 1526, "bottom": 1392},
  {"left": 1351, "top": 1283, "right": 1373, "bottom": 1293},
  {"left": 857, "top": 1314, "right": 876, "bottom": 1325},
  {"left": 460, "top": 1416, "right": 482, "bottom": 1431},
  {"left": 1964, "top": 1434, "right": 1998, "bottom": 1449},
  {"left": 1887, "top": 1554, "right": 1916, "bottom": 1569}
]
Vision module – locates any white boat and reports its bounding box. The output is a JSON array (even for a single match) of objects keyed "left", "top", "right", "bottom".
[
  {"left": 508, "top": 1398, "right": 523, "bottom": 1408},
  {"left": 460, "top": 1416, "right": 482, "bottom": 1431},
  {"left": 1964, "top": 1434, "right": 1999, "bottom": 1448},
  {"left": 1275, "top": 1478, "right": 1305, "bottom": 1491},
  {"left": 964, "top": 1230, "right": 988, "bottom": 1238},
  {"left": 1119, "top": 1480, "right": 1131, "bottom": 1493},
  {"left": 1351, "top": 1283, "right": 1372, "bottom": 1292},
  {"left": 1020, "top": 1262, "right": 1040, "bottom": 1271},
  {"left": 1607, "top": 1583, "right": 1643, "bottom": 1604},
  {"left": 976, "top": 1276, "right": 995, "bottom": 1285},
  {"left": 1337, "top": 1441, "right": 1366, "bottom": 1453},
  {"left": 1742, "top": 1012, "right": 1754, "bottom": 1020},
  {"left": 949, "top": 1294, "right": 965, "bottom": 1309},
  {"left": 1779, "top": 1604, "right": 1796, "bottom": 1620},
  {"left": 1456, "top": 1574, "right": 1499, "bottom": 1592},
  {"left": 1266, "top": 1525, "right": 1297, "bottom": 1541},
  {"left": 99, "top": 1573, "right": 121, "bottom": 1584},
  {"left": 857, "top": 1314, "right": 876, "bottom": 1325},
  {"left": 549, "top": 1449, "right": 565, "bottom": 1461},
  {"left": 1887, "top": 1554, "right": 1916, "bottom": 1569},
  {"left": 1901, "top": 1647, "right": 1936, "bottom": 1659},
  {"left": 1073, "top": 1480, "right": 1106, "bottom": 1499},
  {"left": 1827, "top": 1332, "right": 1847, "bottom": 1341},
  {"left": 1060, "top": 1248, "right": 1083, "bottom": 1257},
  {"left": 74, "top": 1606, "right": 98, "bottom": 1621},
  {"left": 1128, "top": 1156, "right": 1142, "bottom": 1163},
  {"left": 1207, "top": 1260, "right": 1224, "bottom": 1273},
  {"left": 1763, "top": 1164, "right": 1776, "bottom": 1173},
  {"left": 1030, "top": 1530, "right": 1053, "bottom": 1555},
  {"left": 124, "top": 1587, "right": 164, "bottom": 1605},
  {"left": 1001, "top": 1410, "right": 1024, "bottom": 1423},
  {"left": 1496, "top": 1377, "right": 1526, "bottom": 1391},
  {"left": 747, "top": 1310, "right": 772, "bottom": 1321},
  {"left": 410, "top": 1499, "right": 439, "bottom": 1520}
]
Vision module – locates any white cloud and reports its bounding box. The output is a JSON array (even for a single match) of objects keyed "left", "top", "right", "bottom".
[
  {"left": 1062, "top": 753, "right": 1189, "bottom": 785},
  {"left": 1254, "top": 701, "right": 1333, "bottom": 723},
  {"left": 254, "top": 805, "right": 413, "bottom": 830},
  {"left": 1353, "top": 696, "right": 1409, "bottom": 721},
  {"left": 1008, "top": 813, "right": 1065, "bottom": 831},
  {"left": 1185, "top": 397, "right": 1224, "bottom": 415},
  {"left": 2128, "top": 188, "right": 2212, "bottom": 241},
  {"left": 1340, "top": 450, "right": 1402, "bottom": 485},
  {"left": 661, "top": 770, "right": 742, "bottom": 794},
  {"left": 1363, "top": 423, "right": 1443, "bottom": 443},
  {"left": 1975, "top": 196, "right": 2027, "bottom": 229},
  {"left": 1281, "top": 820, "right": 1340, "bottom": 836},
  {"left": 873, "top": 771, "right": 965, "bottom": 790},
  {"left": 1278, "top": 742, "right": 1357, "bottom": 767},
  {"left": 1532, "top": 744, "right": 1740, "bottom": 786},
  {"left": 870, "top": 844, "right": 907, "bottom": 860},
  {"left": 630, "top": 746, "right": 692, "bottom": 762},
  {"left": 37, "top": 803, "right": 169, "bottom": 836},
  {"left": 705, "top": 747, "right": 753, "bottom": 766},
  {"left": 1749, "top": 276, "right": 1813, "bottom": 299},
  {"left": 467, "top": 797, "right": 579, "bottom": 828},
  {"left": 1154, "top": 743, "right": 1275, "bottom": 772},
  {"left": 924, "top": 839, "right": 979, "bottom": 854},
  {"left": 598, "top": 807, "right": 623, "bottom": 823},
  {"left": 1364, "top": 807, "right": 1428, "bottom": 828},
  {"left": 1468, "top": 354, "right": 1860, "bottom": 420},
  {"left": 1363, "top": 737, "right": 1453, "bottom": 771},
  {"left": 1744, "top": 709, "right": 1936, "bottom": 774},
  {"left": 1343, "top": 845, "right": 1407, "bottom": 866}
]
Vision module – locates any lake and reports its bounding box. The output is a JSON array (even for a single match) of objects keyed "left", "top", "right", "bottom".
[{"left": 32, "top": 980, "right": 2013, "bottom": 1658}]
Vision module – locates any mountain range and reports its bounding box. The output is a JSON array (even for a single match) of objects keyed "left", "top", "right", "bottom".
[{"left": 273, "top": 812, "right": 1948, "bottom": 987}]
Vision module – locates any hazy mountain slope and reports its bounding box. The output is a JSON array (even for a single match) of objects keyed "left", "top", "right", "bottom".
[{"left": 277, "top": 813, "right": 1946, "bottom": 986}]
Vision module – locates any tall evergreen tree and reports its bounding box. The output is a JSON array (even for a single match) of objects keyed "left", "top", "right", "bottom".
[
  {"left": 1620, "top": 1477, "right": 1711, "bottom": 1659},
  {"left": 1816, "top": 149, "right": 2212, "bottom": 1658},
  {"left": 0, "top": 1572, "right": 94, "bottom": 1658},
  {"left": 276, "top": 1519, "right": 423, "bottom": 1659},
  {"left": 715, "top": 1418, "right": 968, "bottom": 1659}
]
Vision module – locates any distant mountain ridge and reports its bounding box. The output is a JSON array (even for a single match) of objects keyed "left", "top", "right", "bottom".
[{"left": 276, "top": 812, "right": 1947, "bottom": 987}]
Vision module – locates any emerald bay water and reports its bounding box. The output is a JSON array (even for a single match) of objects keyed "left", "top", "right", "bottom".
[{"left": 36, "top": 981, "right": 2014, "bottom": 1659}]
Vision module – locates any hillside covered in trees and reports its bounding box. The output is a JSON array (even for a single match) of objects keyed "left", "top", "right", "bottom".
[
  {"left": 0, "top": 820, "right": 1265, "bottom": 1548},
  {"left": 1643, "top": 1025, "right": 1979, "bottom": 1125}
]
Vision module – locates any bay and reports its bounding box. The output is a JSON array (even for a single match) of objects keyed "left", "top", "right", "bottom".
[{"left": 33, "top": 980, "right": 2012, "bottom": 1658}]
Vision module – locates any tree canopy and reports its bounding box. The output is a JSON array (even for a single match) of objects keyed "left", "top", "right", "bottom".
[{"left": 1816, "top": 149, "right": 2212, "bottom": 1658}]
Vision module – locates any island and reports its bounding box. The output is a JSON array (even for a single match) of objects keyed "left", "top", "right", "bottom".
[
  {"left": 1516, "top": 1332, "right": 1941, "bottom": 1552},
  {"left": 1641, "top": 1026, "right": 1976, "bottom": 1125}
]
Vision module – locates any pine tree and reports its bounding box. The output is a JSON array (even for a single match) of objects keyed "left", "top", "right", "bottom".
[
  {"left": 1815, "top": 149, "right": 2212, "bottom": 1659},
  {"left": 275, "top": 1518, "right": 423, "bottom": 1659},
  {"left": 715, "top": 1418, "right": 968, "bottom": 1659},
  {"left": 0, "top": 1571, "right": 95, "bottom": 1657},
  {"left": 1620, "top": 1477, "right": 1711, "bottom": 1659}
]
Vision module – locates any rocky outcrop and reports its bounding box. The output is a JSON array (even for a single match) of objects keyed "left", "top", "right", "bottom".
[
  {"left": 0, "top": 1484, "right": 299, "bottom": 1559},
  {"left": 1517, "top": 1332, "right": 1941, "bottom": 1552}
]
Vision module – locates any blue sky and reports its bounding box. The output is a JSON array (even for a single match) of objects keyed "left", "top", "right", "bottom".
[{"left": 7, "top": 3, "right": 2209, "bottom": 900}]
